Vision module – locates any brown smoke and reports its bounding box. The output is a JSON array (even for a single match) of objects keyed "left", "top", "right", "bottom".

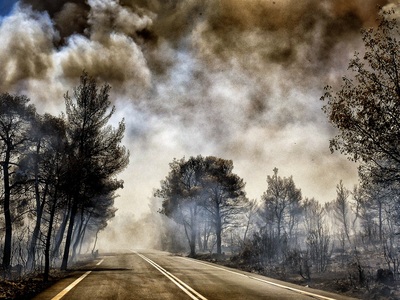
[
  {"left": 0, "top": 0, "right": 396, "bottom": 221},
  {"left": 10, "top": 0, "right": 389, "bottom": 87},
  {"left": 53, "top": 3, "right": 88, "bottom": 42},
  {"left": 0, "top": 8, "right": 56, "bottom": 93}
]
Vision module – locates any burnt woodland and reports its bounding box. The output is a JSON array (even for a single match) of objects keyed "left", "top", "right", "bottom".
[
  {"left": 0, "top": 72, "right": 129, "bottom": 281},
  {"left": 153, "top": 13, "right": 400, "bottom": 299}
]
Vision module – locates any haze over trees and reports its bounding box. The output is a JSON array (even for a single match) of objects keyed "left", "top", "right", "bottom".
[
  {"left": 155, "top": 155, "right": 248, "bottom": 257},
  {"left": 320, "top": 10, "right": 400, "bottom": 280},
  {"left": 0, "top": 5, "right": 400, "bottom": 298},
  {"left": 0, "top": 73, "right": 128, "bottom": 280},
  {"left": 153, "top": 12, "right": 400, "bottom": 294}
]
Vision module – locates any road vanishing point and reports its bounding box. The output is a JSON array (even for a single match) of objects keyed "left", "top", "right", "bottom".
[{"left": 33, "top": 250, "right": 358, "bottom": 300}]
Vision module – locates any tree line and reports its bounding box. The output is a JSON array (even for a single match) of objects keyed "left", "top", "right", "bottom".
[
  {"left": 155, "top": 12, "right": 400, "bottom": 285},
  {"left": 0, "top": 73, "right": 129, "bottom": 280}
]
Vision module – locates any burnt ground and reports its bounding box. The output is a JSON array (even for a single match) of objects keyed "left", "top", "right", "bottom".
[
  {"left": 0, "top": 270, "right": 66, "bottom": 299},
  {"left": 193, "top": 253, "right": 400, "bottom": 300},
  {"left": 0, "top": 273, "right": 61, "bottom": 299},
  {"left": 0, "top": 257, "right": 95, "bottom": 299}
]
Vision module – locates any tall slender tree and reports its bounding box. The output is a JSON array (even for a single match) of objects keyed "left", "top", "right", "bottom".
[
  {"left": 260, "top": 168, "right": 302, "bottom": 245},
  {"left": 0, "top": 93, "right": 36, "bottom": 273},
  {"left": 201, "top": 156, "right": 247, "bottom": 255},
  {"left": 156, "top": 157, "right": 205, "bottom": 257},
  {"left": 61, "top": 72, "right": 129, "bottom": 270}
]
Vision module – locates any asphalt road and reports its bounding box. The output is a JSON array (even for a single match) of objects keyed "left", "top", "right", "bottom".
[{"left": 33, "top": 250, "right": 358, "bottom": 300}]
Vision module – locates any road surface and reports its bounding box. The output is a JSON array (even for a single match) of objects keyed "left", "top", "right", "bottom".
[{"left": 33, "top": 250, "right": 357, "bottom": 300}]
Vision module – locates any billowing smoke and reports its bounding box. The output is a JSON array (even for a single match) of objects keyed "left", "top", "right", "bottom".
[{"left": 0, "top": 0, "right": 395, "bottom": 249}]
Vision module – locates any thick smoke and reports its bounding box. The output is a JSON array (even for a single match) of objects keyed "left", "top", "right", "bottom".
[{"left": 0, "top": 0, "right": 395, "bottom": 249}]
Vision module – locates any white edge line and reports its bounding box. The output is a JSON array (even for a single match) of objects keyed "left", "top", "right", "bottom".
[
  {"left": 96, "top": 259, "right": 104, "bottom": 266},
  {"left": 51, "top": 259, "right": 104, "bottom": 300},
  {"left": 139, "top": 253, "right": 199, "bottom": 300},
  {"left": 51, "top": 271, "right": 91, "bottom": 300},
  {"left": 180, "top": 257, "right": 337, "bottom": 300},
  {"left": 132, "top": 251, "right": 207, "bottom": 300}
]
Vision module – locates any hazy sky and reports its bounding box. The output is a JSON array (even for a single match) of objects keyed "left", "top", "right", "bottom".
[{"left": 1, "top": 1, "right": 397, "bottom": 238}]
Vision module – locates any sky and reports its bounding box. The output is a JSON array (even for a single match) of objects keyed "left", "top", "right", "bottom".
[{"left": 0, "top": 0, "right": 398, "bottom": 247}]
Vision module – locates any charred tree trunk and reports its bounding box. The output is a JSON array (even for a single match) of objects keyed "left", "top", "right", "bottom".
[
  {"left": 2, "top": 147, "right": 12, "bottom": 274},
  {"left": 44, "top": 187, "right": 59, "bottom": 282},
  {"left": 27, "top": 193, "right": 46, "bottom": 271},
  {"left": 378, "top": 200, "right": 383, "bottom": 242},
  {"left": 27, "top": 140, "right": 42, "bottom": 271},
  {"left": 61, "top": 200, "right": 78, "bottom": 270},
  {"left": 71, "top": 210, "right": 85, "bottom": 261},
  {"left": 91, "top": 230, "right": 99, "bottom": 256},
  {"left": 197, "top": 231, "right": 203, "bottom": 253},
  {"left": 215, "top": 204, "right": 222, "bottom": 255},
  {"left": 27, "top": 170, "right": 48, "bottom": 271},
  {"left": 189, "top": 206, "right": 197, "bottom": 257},
  {"left": 52, "top": 201, "right": 70, "bottom": 259},
  {"left": 78, "top": 213, "right": 91, "bottom": 256}
]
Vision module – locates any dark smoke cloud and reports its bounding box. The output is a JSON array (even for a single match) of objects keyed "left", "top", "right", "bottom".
[
  {"left": 11, "top": 0, "right": 389, "bottom": 87},
  {"left": 0, "top": 0, "right": 396, "bottom": 234},
  {"left": 53, "top": 3, "right": 88, "bottom": 41}
]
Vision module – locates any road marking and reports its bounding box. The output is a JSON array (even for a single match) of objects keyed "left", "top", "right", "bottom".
[
  {"left": 180, "top": 257, "right": 337, "bottom": 300},
  {"left": 96, "top": 259, "right": 104, "bottom": 265},
  {"left": 132, "top": 251, "right": 208, "bottom": 300},
  {"left": 51, "top": 259, "right": 104, "bottom": 300}
]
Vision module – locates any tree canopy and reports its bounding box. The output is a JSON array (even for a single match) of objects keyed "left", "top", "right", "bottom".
[
  {"left": 0, "top": 72, "right": 129, "bottom": 278},
  {"left": 156, "top": 155, "right": 247, "bottom": 256},
  {"left": 321, "top": 12, "right": 400, "bottom": 185}
]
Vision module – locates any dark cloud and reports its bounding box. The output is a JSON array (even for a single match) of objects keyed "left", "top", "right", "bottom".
[
  {"left": 53, "top": 3, "right": 88, "bottom": 42},
  {"left": 21, "top": 0, "right": 88, "bottom": 17}
]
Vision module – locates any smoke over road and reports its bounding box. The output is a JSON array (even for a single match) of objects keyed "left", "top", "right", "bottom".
[{"left": 0, "top": 0, "right": 395, "bottom": 244}]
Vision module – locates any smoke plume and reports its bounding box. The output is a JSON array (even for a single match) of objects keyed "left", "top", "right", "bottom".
[{"left": 0, "top": 0, "right": 396, "bottom": 249}]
